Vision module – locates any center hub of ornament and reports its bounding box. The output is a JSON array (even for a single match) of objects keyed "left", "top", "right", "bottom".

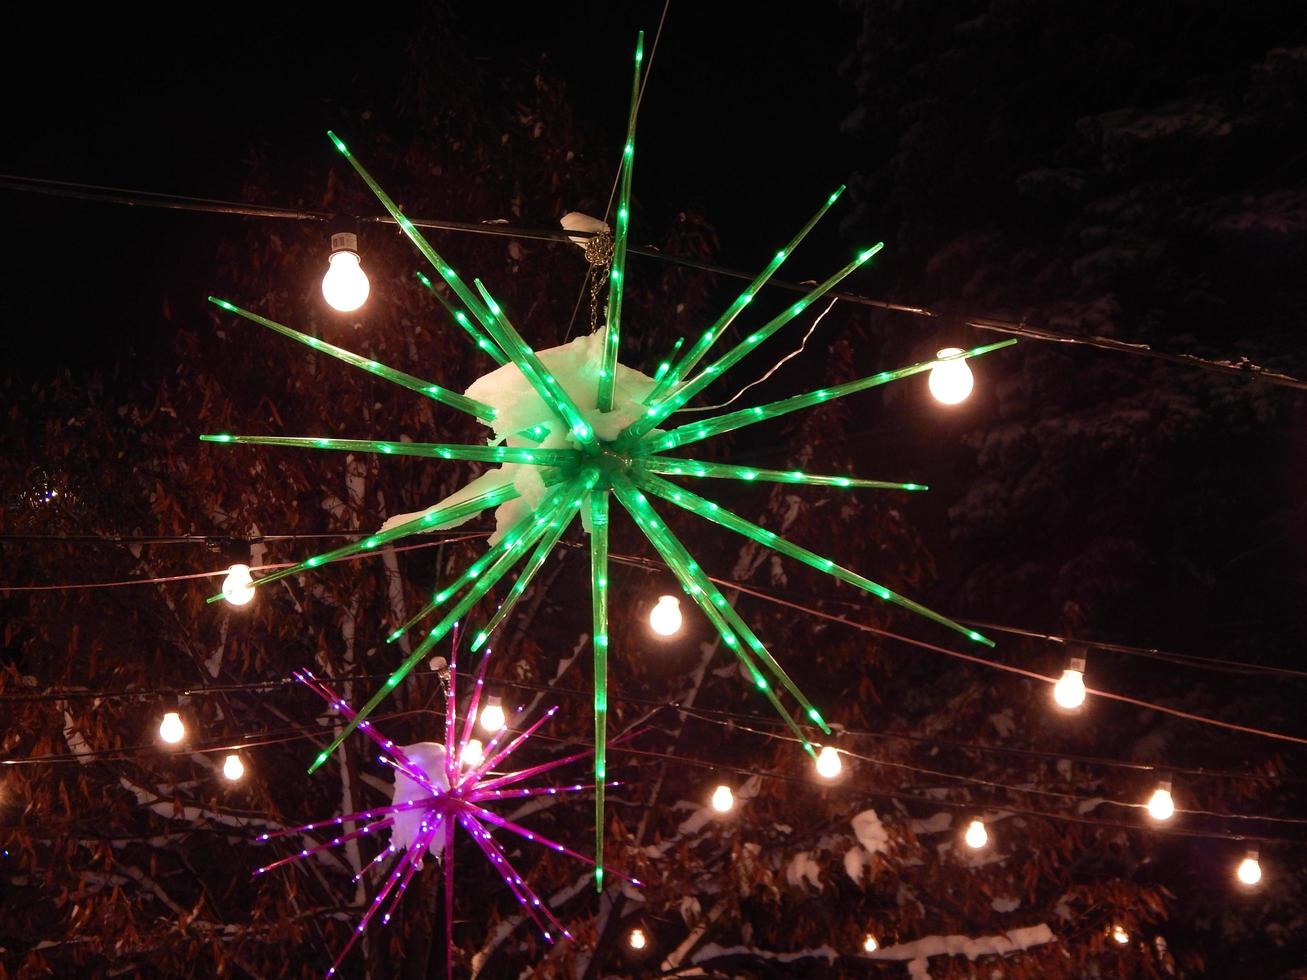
[{"left": 586, "top": 444, "right": 637, "bottom": 489}]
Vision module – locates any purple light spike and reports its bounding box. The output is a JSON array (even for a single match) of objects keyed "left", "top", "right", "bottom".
[
  {"left": 444, "top": 816, "right": 456, "bottom": 980},
  {"left": 465, "top": 802, "right": 641, "bottom": 884},
  {"left": 444, "top": 626, "right": 461, "bottom": 785},
  {"left": 459, "top": 813, "right": 575, "bottom": 942},
  {"left": 299, "top": 669, "right": 435, "bottom": 783},
  {"left": 327, "top": 827, "right": 432, "bottom": 977},
  {"left": 353, "top": 842, "right": 397, "bottom": 883},
  {"left": 456, "top": 648, "right": 494, "bottom": 766},
  {"left": 379, "top": 821, "right": 439, "bottom": 925},
  {"left": 255, "top": 818, "right": 393, "bottom": 875},
  {"left": 257, "top": 626, "right": 636, "bottom": 978},
  {"left": 460, "top": 705, "right": 561, "bottom": 788},
  {"left": 467, "top": 781, "right": 605, "bottom": 804}
]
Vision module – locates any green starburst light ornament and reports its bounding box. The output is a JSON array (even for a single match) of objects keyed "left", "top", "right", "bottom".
[{"left": 203, "top": 32, "right": 1014, "bottom": 890}]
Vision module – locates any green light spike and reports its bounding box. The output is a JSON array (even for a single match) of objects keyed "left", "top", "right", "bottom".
[
  {"left": 465, "top": 475, "right": 598, "bottom": 653},
  {"left": 651, "top": 336, "right": 685, "bottom": 384},
  {"left": 205, "top": 480, "right": 521, "bottom": 604},
  {"left": 618, "top": 243, "right": 885, "bottom": 447},
  {"left": 646, "top": 339, "right": 1018, "bottom": 455},
  {"left": 415, "top": 271, "right": 509, "bottom": 365},
  {"left": 638, "top": 472, "right": 993, "bottom": 647},
  {"left": 207, "top": 297, "right": 497, "bottom": 422},
  {"left": 641, "top": 457, "right": 926, "bottom": 491},
  {"left": 199, "top": 433, "right": 577, "bottom": 468},
  {"left": 614, "top": 475, "right": 829, "bottom": 736},
  {"left": 596, "top": 30, "right": 645, "bottom": 414},
  {"left": 610, "top": 478, "right": 820, "bottom": 755},
  {"left": 387, "top": 485, "right": 574, "bottom": 645},
  {"left": 647, "top": 185, "right": 846, "bottom": 404},
  {"left": 471, "top": 278, "right": 598, "bottom": 447},
  {"left": 307, "top": 482, "right": 574, "bottom": 773},
  {"left": 325, "top": 131, "right": 501, "bottom": 336},
  {"left": 589, "top": 490, "right": 610, "bottom": 890}
]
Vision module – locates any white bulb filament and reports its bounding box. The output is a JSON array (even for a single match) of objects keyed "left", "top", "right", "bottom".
[
  {"left": 159, "top": 711, "right": 185, "bottom": 745},
  {"left": 649, "top": 595, "right": 683, "bottom": 637},
  {"left": 928, "top": 347, "right": 974, "bottom": 405},
  {"left": 221, "top": 563, "right": 256, "bottom": 607},
  {"left": 222, "top": 753, "right": 245, "bottom": 782},
  {"left": 1052, "top": 658, "right": 1086, "bottom": 709},
  {"left": 460, "top": 739, "right": 485, "bottom": 768},
  {"left": 964, "top": 818, "right": 988, "bottom": 849},
  {"left": 1146, "top": 782, "right": 1175, "bottom": 822},
  {"left": 628, "top": 927, "right": 647, "bottom": 950},
  {"left": 1236, "top": 851, "right": 1262, "bottom": 886},
  {"left": 322, "top": 243, "right": 370, "bottom": 313},
  {"left": 815, "top": 746, "right": 842, "bottom": 779},
  {"left": 710, "top": 784, "right": 734, "bottom": 813},
  {"left": 479, "top": 697, "right": 507, "bottom": 734}
]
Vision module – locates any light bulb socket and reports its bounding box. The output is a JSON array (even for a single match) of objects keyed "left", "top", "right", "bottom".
[
  {"left": 330, "top": 232, "right": 359, "bottom": 256},
  {"left": 1156, "top": 776, "right": 1172, "bottom": 794},
  {"left": 1066, "top": 656, "right": 1086, "bottom": 674},
  {"left": 1245, "top": 845, "right": 1260, "bottom": 860}
]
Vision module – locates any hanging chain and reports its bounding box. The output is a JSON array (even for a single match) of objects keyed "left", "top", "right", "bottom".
[{"left": 584, "top": 232, "right": 614, "bottom": 336}]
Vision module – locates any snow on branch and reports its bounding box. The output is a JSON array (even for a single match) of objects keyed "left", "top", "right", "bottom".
[{"left": 868, "top": 924, "right": 1056, "bottom": 977}]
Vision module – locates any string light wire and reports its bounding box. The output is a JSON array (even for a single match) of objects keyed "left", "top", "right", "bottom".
[
  {"left": 7, "top": 694, "right": 1305, "bottom": 845},
  {"left": 6, "top": 533, "right": 1300, "bottom": 682},
  {"left": 0, "top": 532, "right": 489, "bottom": 592},
  {"left": 1, "top": 670, "right": 1299, "bottom": 787},
  {"left": 6, "top": 536, "right": 1307, "bottom": 751},
  {"left": 2, "top": 172, "right": 1302, "bottom": 392}
]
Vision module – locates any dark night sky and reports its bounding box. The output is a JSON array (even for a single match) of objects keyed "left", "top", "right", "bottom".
[
  {"left": 6, "top": 5, "right": 1307, "bottom": 974},
  {"left": 1, "top": 2, "right": 859, "bottom": 376}
]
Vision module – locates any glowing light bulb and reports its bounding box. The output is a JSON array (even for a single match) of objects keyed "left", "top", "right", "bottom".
[
  {"left": 710, "top": 784, "right": 734, "bottom": 813},
  {"left": 928, "top": 347, "right": 974, "bottom": 405},
  {"left": 1236, "top": 848, "right": 1262, "bottom": 886},
  {"left": 863, "top": 933, "right": 879, "bottom": 953},
  {"left": 479, "top": 696, "right": 507, "bottom": 733},
  {"left": 628, "top": 927, "right": 647, "bottom": 950},
  {"left": 1111, "top": 924, "right": 1130, "bottom": 945},
  {"left": 322, "top": 232, "right": 370, "bottom": 312},
  {"left": 1052, "top": 656, "right": 1086, "bottom": 709},
  {"left": 964, "top": 818, "right": 988, "bottom": 849},
  {"left": 159, "top": 711, "right": 185, "bottom": 744},
  {"left": 1146, "top": 780, "right": 1175, "bottom": 822},
  {"left": 460, "top": 738, "right": 485, "bottom": 768},
  {"left": 222, "top": 753, "right": 245, "bottom": 782},
  {"left": 649, "top": 595, "right": 683, "bottom": 637},
  {"left": 815, "top": 746, "right": 842, "bottom": 779},
  {"left": 221, "top": 563, "right": 256, "bottom": 607}
]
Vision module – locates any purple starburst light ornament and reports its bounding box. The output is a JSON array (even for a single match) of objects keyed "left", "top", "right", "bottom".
[{"left": 255, "top": 641, "right": 639, "bottom": 978}]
